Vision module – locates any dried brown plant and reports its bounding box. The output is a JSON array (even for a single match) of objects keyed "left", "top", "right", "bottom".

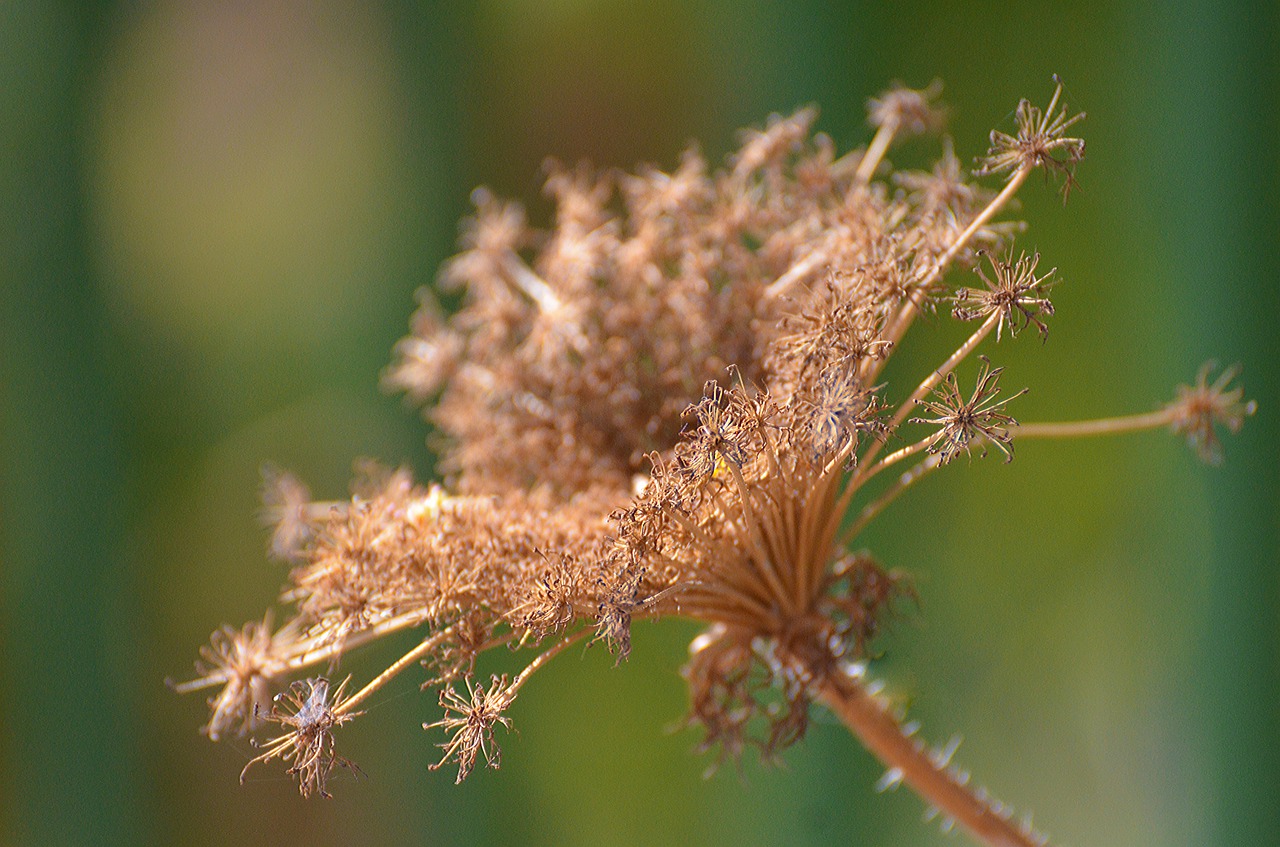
[{"left": 173, "top": 78, "right": 1254, "bottom": 846}]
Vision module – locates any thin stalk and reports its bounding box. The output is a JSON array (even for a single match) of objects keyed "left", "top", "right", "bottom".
[
  {"left": 663, "top": 505, "right": 775, "bottom": 606},
  {"left": 841, "top": 454, "right": 942, "bottom": 545},
  {"left": 725, "top": 460, "right": 795, "bottom": 611},
  {"left": 858, "top": 434, "right": 939, "bottom": 486},
  {"left": 1013, "top": 408, "right": 1175, "bottom": 439},
  {"left": 507, "top": 629, "right": 592, "bottom": 697},
  {"left": 856, "top": 118, "right": 899, "bottom": 183},
  {"left": 337, "top": 625, "right": 458, "bottom": 715},
  {"left": 765, "top": 248, "right": 828, "bottom": 300},
  {"left": 796, "top": 443, "right": 858, "bottom": 608},
  {"left": 669, "top": 583, "right": 781, "bottom": 630},
  {"left": 793, "top": 465, "right": 839, "bottom": 610},
  {"left": 860, "top": 311, "right": 1002, "bottom": 474},
  {"left": 818, "top": 665, "right": 1045, "bottom": 847},
  {"left": 172, "top": 606, "right": 440, "bottom": 694}
]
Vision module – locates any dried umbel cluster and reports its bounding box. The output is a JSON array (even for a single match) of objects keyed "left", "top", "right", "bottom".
[{"left": 175, "top": 78, "right": 1252, "bottom": 847}]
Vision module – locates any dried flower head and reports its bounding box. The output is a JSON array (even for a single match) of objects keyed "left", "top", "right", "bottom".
[
  {"left": 867, "top": 80, "right": 947, "bottom": 136},
  {"left": 954, "top": 249, "right": 1057, "bottom": 341},
  {"left": 1167, "top": 362, "right": 1257, "bottom": 465},
  {"left": 171, "top": 614, "right": 299, "bottom": 741},
  {"left": 242, "top": 677, "right": 363, "bottom": 798},
  {"left": 978, "top": 75, "right": 1086, "bottom": 199},
  {"left": 425, "top": 675, "right": 514, "bottom": 783},
  {"left": 911, "top": 356, "right": 1026, "bottom": 464},
  {"left": 175, "top": 77, "right": 1251, "bottom": 847}
]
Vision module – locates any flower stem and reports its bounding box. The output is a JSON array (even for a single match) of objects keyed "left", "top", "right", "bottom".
[
  {"left": 1012, "top": 408, "right": 1176, "bottom": 439},
  {"left": 817, "top": 665, "right": 1046, "bottom": 847},
  {"left": 859, "top": 310, "right": 1002, "bottom": 475},
  {"left": 503, "top": 628, "right": 593, "bottom": 699},
  {"left": 856, "top": 118, "right": 899, "bottom": 183},
  {"left": 171, "top": 606, "right": 440, "bottom": 694},
  {"left": 840, "top": 453, "right": 943, "bottom": 545},
  {"left": 336, "top": 625, "right": 459, "bottom": 716}
]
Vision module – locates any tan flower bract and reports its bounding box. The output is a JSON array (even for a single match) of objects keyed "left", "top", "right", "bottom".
[{"left": 175, "top": 78, "right": 1251, "bottom": 847}]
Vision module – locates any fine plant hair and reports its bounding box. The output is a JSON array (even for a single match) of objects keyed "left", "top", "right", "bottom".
[{"left": 172, "top": 77, "right": 1254, "bottom": 846}]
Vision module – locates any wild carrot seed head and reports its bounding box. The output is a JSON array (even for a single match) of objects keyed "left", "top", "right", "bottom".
[{"left": 177, "top": 77, "right": 1252, "bottom": 802}]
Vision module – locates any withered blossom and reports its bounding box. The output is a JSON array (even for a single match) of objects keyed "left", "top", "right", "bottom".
[
  {"left": 911, "top": 356, "right": 1027, "bottom": 464},
  {"left": 953, "top": 249, "right": 1057, "bottom": 341},
  {"left": 242, "top": 677, "right": 363, "bottom": 799},
  {"left": 175, "top": 78, "right": 1251, "bottom": 847},
  {"left": 977, "top": 75, "right": 1086, "bottom": 199},
  {"left": 867, "top": 80, "right": 947, "bottom": 136},
  {"left": 1167, "top": 362, "right": 1257, "bottom": 465},
  {"left": 181, "top": 615, "right": 297, "bottom": 740},
  {"left": 425, "top": 674, "right": 514, "bottom": 783}
]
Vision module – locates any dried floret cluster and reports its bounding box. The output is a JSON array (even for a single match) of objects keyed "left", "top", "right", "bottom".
[{"left": 175, "top": 78, "right": 1252, "bottom": 847}]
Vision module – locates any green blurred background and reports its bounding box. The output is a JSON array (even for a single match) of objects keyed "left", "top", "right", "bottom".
[{"left": 3, "top": 2, "right": 1277, "bottom": 845}]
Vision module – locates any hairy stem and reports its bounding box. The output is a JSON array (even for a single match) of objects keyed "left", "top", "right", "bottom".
[{"left": 818, "top": 665, "right": 1045, "bottom": 847}]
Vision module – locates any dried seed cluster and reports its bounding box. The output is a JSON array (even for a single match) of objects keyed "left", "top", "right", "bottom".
[{"left": 175, "top": 78, "right": 1249, "bottom": 842}]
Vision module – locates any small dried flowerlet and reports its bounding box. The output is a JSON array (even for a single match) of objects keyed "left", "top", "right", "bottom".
[
  {"left": 1167, "top": 361, "right": 1257, "bottom": 465},
  {"left": 978, "top": 75, "right": 1086, "bottom": 199},
  {"left": 241, "top": 677, "right": 363, "bottom": 799},
  {"left": 911, "top": 356, "right": 1026, "bottom": 464},
  {"left": 170, "top": 614, "right": 298, "bottom": 741},
  {"left": 856, "top": 81, "right": 947, "bottom": 183},
  {"left": 425, "top": 675, "right": 514, "bottom": 783},
  {"left": 867, "top": 80, "right": 947, "bottom": 137},
  {"left": 953, "top": 249, "right": 1057, "bottom": 342}
]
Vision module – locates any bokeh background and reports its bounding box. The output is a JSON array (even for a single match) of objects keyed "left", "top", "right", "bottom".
[{"left": 3, "top": 2, "right": 1277, "bottom": 845}]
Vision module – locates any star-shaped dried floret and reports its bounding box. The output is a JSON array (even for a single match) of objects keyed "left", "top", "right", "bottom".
[
  {"left": 953, "top": 250, "right": 1057, "bottom": 341},
  {"left": 184, "top": 615, "right": 300, "bottom": 741},
  {"left": 978, "top": 76, "right": 1085, "bottom": 199},
  {"left": 425, "top": 675, "right": 514, "bottom": 783},
  {"left": 241, "top": 677, "right": 364, "bottom": 798},
  {"left": 867, "top": 80, "right": 946, "bottom": 136},
  {"left": 911, "top": 357, "right": 1026, "bottom": 464},
  {"left": 1167, "top": 362, "right": 1257, "bottom": 465}
]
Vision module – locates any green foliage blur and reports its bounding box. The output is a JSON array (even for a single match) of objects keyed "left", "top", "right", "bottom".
[{"left": 2, "top": 2, "right": 1276, "bottom": 845}]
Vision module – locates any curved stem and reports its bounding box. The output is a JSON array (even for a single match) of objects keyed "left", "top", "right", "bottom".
[
  {"left": 764, "top": 248, "right": 828, "bottom": 300},
  {"left": 818, "top": 665, "right": 1046, "bottom": 847},
  {"left": 841, "top": 453, "right": 943, "bottom": 546},
  {"left": 859, "top": 433, "right": 938, "bottom": 486},
  {"left": 725, "top": 460, "right": 796, "bottom": 614},
  {"left": 172, "top": 606, "right": 440, "bottom": 694},
  {"left": 507, "top": 628, "right": 593, "bottom": 696}
]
